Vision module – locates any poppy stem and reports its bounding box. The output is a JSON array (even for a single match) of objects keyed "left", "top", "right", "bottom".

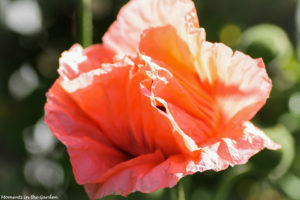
[
  {"left": 178, "top": 180, "right": 186, "bottom": 200},
  {"left": 78, "top": 0, "right": 93, "bottom": 47}
]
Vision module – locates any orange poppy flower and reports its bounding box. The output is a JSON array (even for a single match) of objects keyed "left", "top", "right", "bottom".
[{"left": 44, "top": 0, "right": 280, "bottom": 199}]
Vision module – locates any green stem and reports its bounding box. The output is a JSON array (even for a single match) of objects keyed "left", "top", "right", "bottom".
[
  {"left": 213, "top": 165, "right": 251, "bottom": 200},
  {"left": 78, "top": 0, "right": 93, "bottom": 47},
  {"left": 178, "top": 180, "right": 186, "bottom": 200}
]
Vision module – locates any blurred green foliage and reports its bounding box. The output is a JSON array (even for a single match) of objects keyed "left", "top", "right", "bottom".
[{"left": 0, "top": 0, "right": 300, "bottom": 200}]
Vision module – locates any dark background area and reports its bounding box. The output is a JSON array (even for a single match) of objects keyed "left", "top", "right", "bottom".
[{"left": 0, "top": 0, "right": 300, "bottom": 199}]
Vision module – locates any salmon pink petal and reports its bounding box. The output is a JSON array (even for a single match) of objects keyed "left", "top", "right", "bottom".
[
  {"left": 59, "top": 56, "right": 184, "bottom": 157},
  {"left": 126, "top": 62, "right": 181, "bottom": 156},
  {"left": 44, "top": 0, "right": 282, "bottom": 198},
  {"left": 138, "top": 54, "right": 279, "bottom": 154},
  {"left": 84, "top": 151, "right": 191, "bottom": 200},
  {"left": 103, "top": 0, "right": 201, "bottom": 55},
  {"left": 66, "top": 136, "right": 128, "bottom": 184},
  {"left": 45, "top": 80, "right": 129, "bottom": 184},
  {"left": 197, "top": 42, "right": 272, "bottom": 126},
  {"left": 139, "top": 25, "right": 200, "bottom": 78},
  {"left": 192, "top": 122, "right": 280, "bottom": 172},
  {"left": 140, "top": 27, "right": 272, "bottom": 129},
  {"left": 59, "top": 57, "right": 146, "bottom": 156},
  {"left": 58, "top": 44, "right": 114, "bottom": 80},
  {"left": 137, "top": 57, "right": 212, "bottom": 152},
  {"left": 84, "top": 150, "right": 165, "bottom": 199},
  {"left": 45, "top": 78, "right": 112, "bottom": 145},
  {"left": 139, "top": 26, "right": 211, "bottom": 123},
  {"left": 46, "top": 49, "right": 185, "bottom": 179},
  {"left": 82, "top": 120, "right": 280, "bottom": 200}
]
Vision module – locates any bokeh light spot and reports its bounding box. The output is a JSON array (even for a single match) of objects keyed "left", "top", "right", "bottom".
[
  {"left": 23, "top": 118, "right": 57, "bottom": 155},
  {"left": 279, "top": 113, "right": 300, "bottom": 132},
  {"left": 8, "top": 63, "right": 39, "bottom": 100},
  {"left": 219, "top": 24, "right": 241, "bottom": 47},
  {"left": 92, "top": 0, "right": 113, "bottom": 20},
  {"left": 288, "top": 92, "right": 300, "bottom": 115},
  {"left": 24, "top": 158, "right": 64, "bottom": 189},
  {"left": 5, "top": 0, "right": 42, "bottom": 35},
  {"left": 279, "top": 173, "right": 300, "bottom": 200}
]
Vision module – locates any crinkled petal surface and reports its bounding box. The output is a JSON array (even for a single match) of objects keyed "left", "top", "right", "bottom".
[
  {"left": 103, "top": 0, "right": 204, "bottom": 55},
  {"left": 58, "top": 44, "right": 114, "bottom": 80},
  {"left": 45, "top": 41, "right": 279, "bottom": 199},
  {"left": 139, "top": 26, "right": 276, "bottom": 144},
  {"left": 45, "top": 48, "right": 186, "bottom": 199},
  {"left": 45, "top": 0, "right": 280, "bottom": 199},
  {"left": 196, "top": 42, "right": 273, "bottom": 127}
]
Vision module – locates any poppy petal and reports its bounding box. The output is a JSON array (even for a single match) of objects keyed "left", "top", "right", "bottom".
[
  {"left": 139, "top": 25, "right": 202, "bottom": 78},
  {"left": 103, "top": 0, "right": 200, "bottom": 55},
  {"left": 45, "top": 80, "right": 129, "bottom": 184},
  {"left": 190, "top": 121, "right": 281, "bottom": 172},
  {"left": 126, "top": 62, "right": 181, "bottom": 156},
  {"left": 44, "top": 0, "right": 281, "bottom": 198},
  {"left": 45, "top": 78, "right": 112, "bottom": 145},
  {"left": 139, "top": 58, "right": 215, "bottom": 152},
  {"left": 59, "top": 57, "right": 145, "bottom": 156},
  {"left": 197, "top": 42, "right": 272, "bottom": 125},
  {"left": 67, "top": 136, "right": 128, "bottom": 184},
  {"left": 84, "top": 151, "right": 191, "bottom": 200},
  {"left": 46, "top": 77, "right": 188, "bottom": 198},
  {"left": 138, "top": 26, "right": 213, "bottom": 124},
  {"left": 138, "top": 54, "right": 279, "bottom": 156},
  {"left": 58, "top": 44, "right": 114, "bottom": 80},
  {"left": 83, "top": 120, "right": 280, "bottom": 200}
]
